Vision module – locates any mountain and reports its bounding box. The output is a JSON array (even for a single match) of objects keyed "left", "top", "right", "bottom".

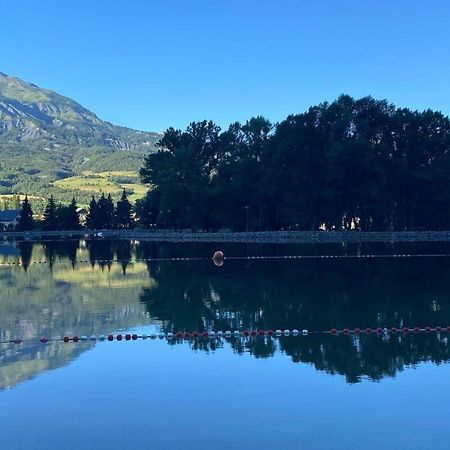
[{"left": 0, "top": 71, "right": 160, "bottom": 205}]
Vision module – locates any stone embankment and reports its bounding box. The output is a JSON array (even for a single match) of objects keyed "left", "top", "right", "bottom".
[{"left": 2, "top": 229, "right": 450, "bottom": 243}]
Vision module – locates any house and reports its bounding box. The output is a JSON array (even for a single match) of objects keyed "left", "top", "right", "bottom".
[
  {"left": 0, "top": 210, "right": 21, "bottom": 231},
  {"left": 76, "top": 207, "right": 88, "bottom": 225}
]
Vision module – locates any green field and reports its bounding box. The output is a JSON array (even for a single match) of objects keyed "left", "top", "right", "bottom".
[{"left": 53, "top": 171, "right": 149, "bottom": 205}]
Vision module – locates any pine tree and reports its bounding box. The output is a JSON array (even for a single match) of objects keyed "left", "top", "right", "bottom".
[
  {"left": 115, "top": 189, "right": 134, "bottom": 228},
  {"left": 57, "top": 197, "right": 81, "bottom": 230},
  {"left": 86, "top": 196, "right": 100, "bottom": 229},
  {"left": 96, "top": 194, "right": 107, "bottom": 229},
  {"left": 17, "top": 195, "right": 34, "bottom": 231},
  {"left": 105, "top": 193, "right": 115, "bottom": 229},
  {"left": 67, "top": 197, "right": 81, "bottom": 229},
  {"left": 42, "top": 195, "right": 58, "bottom": 230}
]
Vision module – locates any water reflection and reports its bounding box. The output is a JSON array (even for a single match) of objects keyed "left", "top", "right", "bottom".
[
  {"left": 0, "top": 239, "right": 154, "bottom": 389},
  {"left": 0, "top": 238, "right": 450, "bottom": 388}
]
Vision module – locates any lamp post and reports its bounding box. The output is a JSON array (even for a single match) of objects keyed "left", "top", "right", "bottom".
[{"left": 244, "top": 206, "right": 249, "bottom": 232}]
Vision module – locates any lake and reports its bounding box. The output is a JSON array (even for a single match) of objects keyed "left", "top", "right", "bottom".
[{"left": 0, "top": 238, "right": 449, "bottom": 449}]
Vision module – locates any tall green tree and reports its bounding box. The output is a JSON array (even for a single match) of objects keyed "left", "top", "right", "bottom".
[
  {"left": 97, "top": 193, "right": 115, "bottom": 229},
  {"left": 139, "top": 96, "right": 450, "bottom": 232},
  {"left": 42, "top": 195, "right": 58, "bottom": 230},
  {"left": 115, "top": 189, "right": 134, "bottom": 228},
  {"left": 57, "top": 197, "right": 81, "bottom": 230},
  {"left": 17, "top": 195, "right": 34, "bottom": 231},
  {"left": 86, "top": 196, "right": 101, "bottom": 229},
  {"left": 135, "top": 189, "right": 161, "bottom": 229}
]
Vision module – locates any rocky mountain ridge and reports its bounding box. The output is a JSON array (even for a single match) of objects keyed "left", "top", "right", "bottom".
[
  {"left": 0, "top": 71, "right": 161, "bottom": 201},
  {"left": 0, "top": 71, "right": 160, "bottom": 149}
]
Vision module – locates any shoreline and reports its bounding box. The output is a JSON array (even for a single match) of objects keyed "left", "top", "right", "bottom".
[{"left": 2, "top": 229, "right": 450, "bottom": 243}]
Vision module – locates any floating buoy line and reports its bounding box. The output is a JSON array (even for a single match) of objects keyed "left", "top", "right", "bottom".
[
  {"left": 2, "top": 326, "right": 450, "bottom": 345},
  {"left": 1, "top": 253, "right": 450, "bottom": 267}
]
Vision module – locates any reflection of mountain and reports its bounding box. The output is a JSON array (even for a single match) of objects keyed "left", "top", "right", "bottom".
[
  {"left": 139, "top": 250, "right": 450, "bottom": 382},
  {"left": 0, "top": 240, "right": 155, "bottom": 390}
]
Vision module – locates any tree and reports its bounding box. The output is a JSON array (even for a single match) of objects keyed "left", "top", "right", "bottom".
[
  {"left": 135, "top": 189, "right": 161, "bottom": 229},
  {"left": 97, "top": 193, "right": 115, "bottom": 229},
  {"left": 115, "top": 189, "right": 134, "bottom": 228},
  {"left": 86, "top": 196, "right": 101, "bottom": 229},
  {"left": 42, "top": 195, "right": 58, "bottom": 230},
  {"left": 140, "top": 120, "right": 222, "bottom": 230},
  {"left": 139, "top": 96, "right": 450, "bottom": 232},
  {"left": 17, "top": 195, "right": 34, "bottom": 231},
  {"left": 58, "top": 197, "right": 81, "bottom": 230}
]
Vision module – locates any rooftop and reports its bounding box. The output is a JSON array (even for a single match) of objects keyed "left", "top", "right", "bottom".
[{"left": 0, "top": 210, "right": 20, "bottom": 222}]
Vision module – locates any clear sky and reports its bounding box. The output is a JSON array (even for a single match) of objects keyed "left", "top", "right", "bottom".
[{"left": 2, "top": 0, "right": 449, "bottom": 132}]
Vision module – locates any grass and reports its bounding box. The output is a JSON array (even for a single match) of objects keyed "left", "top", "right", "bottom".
[{"left": 53, "top": 171, "right": 149, "bottom": 204}]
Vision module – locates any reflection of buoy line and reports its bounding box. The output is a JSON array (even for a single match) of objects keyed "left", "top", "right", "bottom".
[
  {"left": 3, "top": 326, "right": 450, "bottom": 345},
  {"left": 2, "top": 253, "right": 450, "bottom": 267}
]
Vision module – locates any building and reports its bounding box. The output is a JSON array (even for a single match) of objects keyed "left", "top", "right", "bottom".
[
  {"left": 76, "top": 208, "right": 88, "bottom": 225},
  {"left": 0, "top": 210, "right": 20, "bottom": 230}
]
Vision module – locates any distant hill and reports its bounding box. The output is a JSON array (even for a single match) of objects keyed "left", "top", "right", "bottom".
[{"left": 0, "top": 71, "right": 160, "bottom": 204}]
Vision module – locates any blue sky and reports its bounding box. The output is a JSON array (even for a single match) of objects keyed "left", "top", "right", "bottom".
[{"left": 2, "top": 0, "right": 450, "bottom": 132}]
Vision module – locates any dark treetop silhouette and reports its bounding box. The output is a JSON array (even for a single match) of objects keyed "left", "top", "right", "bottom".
[{"left": 140, "top": 95, "right": 450, "bottom": 232}]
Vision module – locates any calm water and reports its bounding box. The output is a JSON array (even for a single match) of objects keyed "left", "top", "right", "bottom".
[{"left": 1, "top": 239, "right": 450, "bottom": 449}]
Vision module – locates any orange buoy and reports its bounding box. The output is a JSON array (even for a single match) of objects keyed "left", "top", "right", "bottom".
[{"left": 212, "top": 251, "right": 224, "bottom": 266}]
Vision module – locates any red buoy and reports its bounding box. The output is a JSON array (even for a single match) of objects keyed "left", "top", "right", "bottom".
[
  {"left": 40, "top": 337, "right": 48, "bottom": 343},
  {"left": 447, "top": 326, "right": 450, "bottom": 332},
  {"left": 73, "top": 336, "right": 79, "bottom": 342},
  {"left": 243, "top": 330, "right": 250, "bottom": 336},
  {"left": 108, "top": 335, "right": 114, "bottom": 341},
  {"left": 202, "top": 331, "right": 209, "bottom": 338},
  {"left": 331, "top": 328, "right": 337, "bottom": 335},
  {"left": 125, "top": 334, "right": 131, "bottom": 341},
  {"left": 184, "top": 332, "right": 190, "bottom": 338},
  {"left": 176, "top": 332, "right": 182, "bottom": 338},
  {"left": 355, "top": 328, "right": 361, "bottom": 334},
  {"left": 63, "top": 336, "right": 69, "bottom": 343},
  {"left": 414, "top": 327, "right": 420, "bottom": 333},
  {"left": 14, "top": 338, "right": 22, "bottom": 344},
  {"left": 267, "top": 330, "right": 274, "bottom": 336},
  {"left": 425, "top": 326, "right": 431, "bottom": 333},
  {"left": 376, "top": 327, "right": 383, "bottom": 334},
  {"left": 251, "top": 330, "right": 257, "bottom": 336},
  {"left": 343, "top": 328, "right": 349, "bottom": 335},
  {"left": 117, "top": 334, "right": 123, "bottom": 341},
  {"left": 192, "top": 331, "right": 199, "bottom": 338},
  {"left": 212, "top": 251, "right": 224, "bottom": 267},
  {"left": 366, "top": 328, "right": 372, "bottom": 334},
  {"left": 403, "top": 327, "right": 409, "bottom": 333},
  {"left": 259, "top": 330, "right": 266, "bottom": 336},
  {"left": 391, "top": 327, "right": 398, "bottom": 334},
  {"left": 436, "top": 326, "right": 442, "bottom": 332},
  {"left": 132, "top": 334, "right": 138, "bottom": 340}
]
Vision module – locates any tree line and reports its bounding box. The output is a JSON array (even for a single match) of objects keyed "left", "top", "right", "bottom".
[
  {"left": 14, "top": 190, "right": 134, "bottom": 231},
  {"left": 139, "top": 95, "right": 450, "bottom": 231}
]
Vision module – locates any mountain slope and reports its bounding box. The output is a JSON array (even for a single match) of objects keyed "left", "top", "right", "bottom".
[{"left": 0, "top": 71, "right": 160, "bottom": 203}]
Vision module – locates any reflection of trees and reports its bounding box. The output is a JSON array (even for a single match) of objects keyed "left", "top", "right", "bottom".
[
  {"left": 140, "top": 254, "right": 450, "bottom": 382},
  {"left": 0, "top": 240, "right": 153, "bottom": 390},
  {"left": 43, "top": 240, "right": 79, "bottom": 269},
  {"left": 6, "top": 239, "right": 450, "bottom": 384},
  {"left": 280, "top": 334, "right": 450, "bottom": 383},
  {"left": 18, "top": 241, "right": 32, "bottom": 271}
]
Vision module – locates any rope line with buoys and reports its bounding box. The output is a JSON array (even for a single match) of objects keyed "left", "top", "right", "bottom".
[
  {"left": 2, "top": 253, "right": 450, "bottom": 267},
  {"left": 2, "top": 326, "right": 450, "bottom": 345}
]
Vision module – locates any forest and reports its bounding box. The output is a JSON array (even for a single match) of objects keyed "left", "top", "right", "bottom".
[{"left": 139, "top": 95, "right": 450, "bottom": 231}]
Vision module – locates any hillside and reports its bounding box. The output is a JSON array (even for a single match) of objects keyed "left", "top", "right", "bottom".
[{"left": 0, "top": 71, "right": 159, "bottom": 204}]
